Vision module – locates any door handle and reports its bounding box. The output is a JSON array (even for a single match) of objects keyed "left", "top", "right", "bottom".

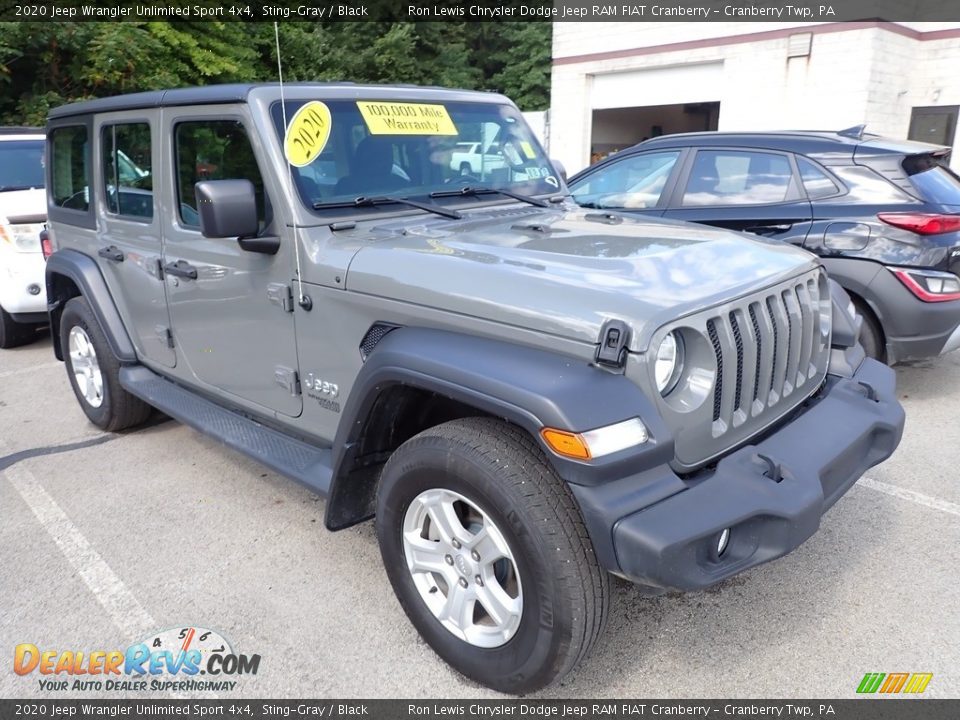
[
  {"left": 163, "top": 260, "right": 198, "bottom": 280},
  {"left": 98, "top": 245, "right": 124, "bottom": 262}
]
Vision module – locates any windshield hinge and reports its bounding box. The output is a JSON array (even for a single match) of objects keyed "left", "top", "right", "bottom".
[{"left": 596, "top": 319, "right": 630, "bottom": 369}]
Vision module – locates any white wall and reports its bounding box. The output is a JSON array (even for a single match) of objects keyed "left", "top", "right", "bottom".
[
  {"left": 522, "top": 110, "right": 548, "bottom": 149},
  {"left": 551, "top": 22, "right": 960, "bottom": 174}
]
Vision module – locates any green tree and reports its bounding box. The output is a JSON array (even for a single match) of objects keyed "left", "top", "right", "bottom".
[
  {"left": 0, "top": 21, "right": 265, "bottom": 124},
  {"left": 0, "top": 20, "right": 553, "bottom": 125}
]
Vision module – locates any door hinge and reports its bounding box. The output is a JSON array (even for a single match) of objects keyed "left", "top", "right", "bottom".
[
  {"left": 267, "top": 283, "right": 295, "bottom": 313},
  {"left": 155, "top": 325, "right": 174, "bottom": 349},
  {"left": 274, "top": 366, "right": 301, "bottom": 396}
]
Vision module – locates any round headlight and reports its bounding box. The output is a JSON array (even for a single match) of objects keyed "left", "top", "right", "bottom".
[{"left": 655, "top": 331, "right": 683, "bottom": 395}]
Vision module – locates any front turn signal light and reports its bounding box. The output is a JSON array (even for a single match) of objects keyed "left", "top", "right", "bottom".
[
  {"left": 541, "top": 418, "right": 649, "bottom": 461},
  {"left": 541, "top": 428, "right": 592, "bottom": 460}
]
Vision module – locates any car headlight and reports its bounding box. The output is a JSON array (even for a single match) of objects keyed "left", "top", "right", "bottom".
[{"left": 655, "top": 331, "right": 684, "bottom": 395}]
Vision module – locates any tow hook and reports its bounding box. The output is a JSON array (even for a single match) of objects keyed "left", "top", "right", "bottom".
[
  {"left": 858, "top": 381, "right": 879, "bottom": 402},
  {"left": 755, "top": 453, "right": 784, "bottom": 483}
]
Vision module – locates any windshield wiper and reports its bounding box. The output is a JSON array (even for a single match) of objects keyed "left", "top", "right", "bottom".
[
  {"left": 429, "top": 186, "right": 551, "bottom": 208},
  {"left": 313, "top": 195, "right": 462, "bottom": 220}
]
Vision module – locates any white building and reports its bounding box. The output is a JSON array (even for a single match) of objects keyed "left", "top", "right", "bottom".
[{"left": 550, "top": 21, "right": 960, "bottom": 174}]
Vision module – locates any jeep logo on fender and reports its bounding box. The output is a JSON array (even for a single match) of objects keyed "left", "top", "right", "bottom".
[{"left": 305, "top": 373, "right": 339, "bottom": 398}]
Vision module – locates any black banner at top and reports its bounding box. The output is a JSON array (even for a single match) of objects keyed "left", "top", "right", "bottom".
[
  {"left": 0, "top": 700, "right": 957, "bottom": 720},
  {"left": 1, "top": 0, "right": 960, "bottom": 22}
]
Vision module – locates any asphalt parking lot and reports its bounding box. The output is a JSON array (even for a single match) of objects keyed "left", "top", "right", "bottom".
[{"left": 1, "top": 333, "right": 958, "bottom": 699}]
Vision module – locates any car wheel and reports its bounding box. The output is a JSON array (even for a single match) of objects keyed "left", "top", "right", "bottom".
[
  {"left": 60, "top": 296, "right": 152, "bottom": 431},
  {"left": 853, "top": 299, "right": 885, "bottom": 363},
  {"left": 376, "top": 417, "right": 609, "bottom": 693},
  {"left": 459, "top": 162, "right": 472, "bottom": 176},
  {"left": 0, "top": 306, "right": 37, "bottom": 349}
]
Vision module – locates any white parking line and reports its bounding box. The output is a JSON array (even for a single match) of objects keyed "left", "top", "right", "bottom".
[
  {"left": 860, "top": 477, "right": 960, "bottom": 518},
  {"left": 0, "top": 360, "right": 61, "bottom": 379},
  {"left": 3, "top": 461, "right": 157, "bottom": 638}
]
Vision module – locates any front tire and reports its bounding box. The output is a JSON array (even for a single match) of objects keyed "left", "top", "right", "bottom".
[
  {"left": 60, "top": 296, "right": 151, "bottom": 431},
  {"left": 376, "top": 417, "right": 609, "bottom": 694}
]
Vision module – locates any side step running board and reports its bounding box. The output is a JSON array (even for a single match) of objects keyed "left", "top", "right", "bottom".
[{"left": 120, "top": 366, "right": 333, "bottom": 497}]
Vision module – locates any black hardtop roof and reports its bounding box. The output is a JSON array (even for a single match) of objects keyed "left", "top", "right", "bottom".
[
  {"left": 48, "top": 82, "right": 508, "bottom": 120},
  {"left": 633, "top": 129, "right": 947, "bottom": 159}
]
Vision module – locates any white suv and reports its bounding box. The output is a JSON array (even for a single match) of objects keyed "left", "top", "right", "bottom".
[{"left": 0, "top": 128, "right": 47, "bottom": 348}]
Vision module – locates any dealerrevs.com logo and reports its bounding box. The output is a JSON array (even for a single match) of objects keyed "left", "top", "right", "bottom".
[
  {"left": 14, "top": 627, "right": 260, "bottom": 692},
  {"left": 857, "top": 672, "right": 933, "bottom": 695}
]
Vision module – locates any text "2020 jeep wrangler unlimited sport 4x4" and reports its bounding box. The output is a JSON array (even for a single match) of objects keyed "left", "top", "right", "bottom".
[{"left": 43, "top": 84, "right": 904, "bottom": 693}]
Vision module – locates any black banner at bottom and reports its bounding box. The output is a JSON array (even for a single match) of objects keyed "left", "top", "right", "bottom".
[{"left": 0, "top": 700, "right": 955, "bottom": 720}]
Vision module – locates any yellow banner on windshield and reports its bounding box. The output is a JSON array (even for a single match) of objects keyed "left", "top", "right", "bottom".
[{"left": 357, "top": 102, "right": 457, "bottom": 136}]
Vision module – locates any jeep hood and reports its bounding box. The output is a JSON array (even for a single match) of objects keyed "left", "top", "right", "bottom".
[{"left": 343, "top": 208, "right": 819, "bottom": 352}]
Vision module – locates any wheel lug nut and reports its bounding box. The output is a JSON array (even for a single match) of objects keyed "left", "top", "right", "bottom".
[
  {"left": 471, "top": 550, "right": 480, "bottom": 561},
  {"left": 451, "top": 539, "right": 461, "bottom": 549},
  {"left": 475, "top": 575, "right": 483, "bottom": 587},
  {"left": 445, "top": 555, "right": 454, "bottom": 565},
  {"left": 458, "top": 577, "right": 468, "bottom": 588}
]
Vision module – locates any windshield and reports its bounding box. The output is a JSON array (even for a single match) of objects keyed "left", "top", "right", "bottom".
[
  {"left": 0, "top": 140, "right": 44, "bottom": 191},
  {"left": 270, "top": 99, "right": 559, "bottom": 213}
]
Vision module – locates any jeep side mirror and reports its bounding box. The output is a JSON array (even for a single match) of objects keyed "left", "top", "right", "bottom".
[
  {"left": 195, "top": 179, "right": 259, "bottom": 239},
  {"left": 195, "top": 180, "right": 279, "bottom": 255},
  {"left": 551, "top": 158, "right": 568, "bottom": 182}
]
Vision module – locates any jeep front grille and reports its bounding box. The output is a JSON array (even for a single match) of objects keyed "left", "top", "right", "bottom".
[
  {"left": 706, "top": 274, "right": 829, "bottom": 438},
  {"left": 645, "top": 267, "right": 831, "bottom": 470}
]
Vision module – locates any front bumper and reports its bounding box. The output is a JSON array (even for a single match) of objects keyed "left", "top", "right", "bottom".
[{"left": 571, "top": 358, "right": 904, "bottom": 593}]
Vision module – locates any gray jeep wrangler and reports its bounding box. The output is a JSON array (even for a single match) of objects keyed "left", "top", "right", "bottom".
[{"left": 44, "top": 84, "right": 905, "bottom": 693}]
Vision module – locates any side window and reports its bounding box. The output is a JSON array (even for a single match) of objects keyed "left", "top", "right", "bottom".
[
  {"left": 101, "top": 123, "right": 153, "bottom": 219},
  {"left": 682, "top": 150, "right": 793, "bottom": 206},
  {"left": 51, "top": 126, "right": 90, "bottom": 211},
  {"left": 797, "top": 157, "right": 840, "bottom": 199},
  {"left": 175, "top": 120, "right": 267, "bottom": 229},
  {"left": 571, "top": 151, "right": 680, "bottom": 209}
]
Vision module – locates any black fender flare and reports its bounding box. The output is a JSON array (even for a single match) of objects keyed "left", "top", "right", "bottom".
[
  {"left": 325, "top": 326, "right": 674, "bottom": 529},
  {"left": 45, "top": 249, "right": 137, "bottom": 363},
  {"left": 818, "top": 257, "right": 884, "bottom": 333}
]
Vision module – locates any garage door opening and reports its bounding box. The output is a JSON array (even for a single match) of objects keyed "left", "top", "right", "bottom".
[{"left": 590, "top": 102, "right": 719, "bottom": 164}]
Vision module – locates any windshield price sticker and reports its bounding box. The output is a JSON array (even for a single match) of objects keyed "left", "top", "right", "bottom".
[
  {"left": 284, "top": 101, "right": 332, "bottom": 167},
  {"left": 357, "top": 102, "right": 457, "bottom": 136}
]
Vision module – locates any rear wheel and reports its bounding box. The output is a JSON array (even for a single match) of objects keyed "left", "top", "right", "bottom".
[
  {"left": 376, "top": 417, "right": 609, "bottom": 693},
  {"left": 60, "top": 296, "right": 152, "bottom": 431},
  {"left": 0, "top": 306, "right": 37, "bottom": 349},
  {"left": 853, "top": 299, "right": 885, "bottom": 363}
]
